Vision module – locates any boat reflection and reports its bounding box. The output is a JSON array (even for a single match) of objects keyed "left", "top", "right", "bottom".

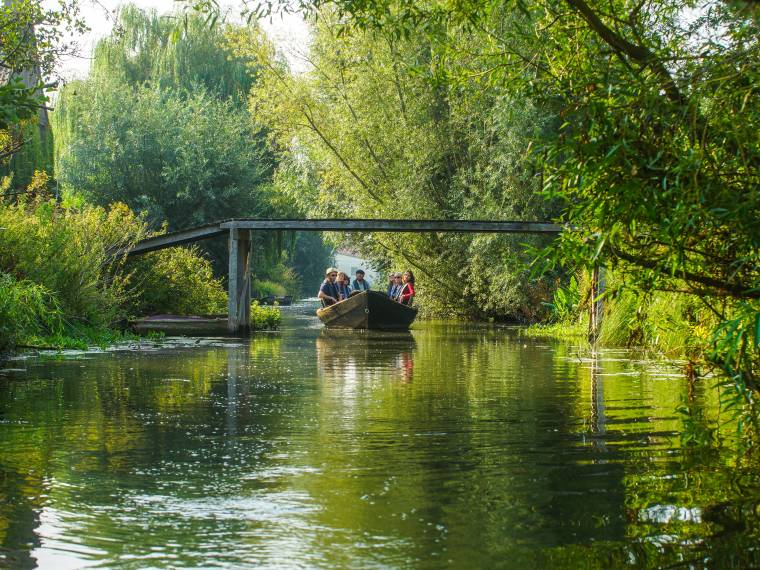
[{"left": 316, "top": 329, "right": 417, "bottom": 383}]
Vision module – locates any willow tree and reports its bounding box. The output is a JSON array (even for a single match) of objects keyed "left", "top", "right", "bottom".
[
  {"left": 53, "top": 5, "right": 331, "bottom": 290},
  {"left": 229, "top": 14, "right": 558, "bottom": 318},
  {"left": 53, "top": 4, "right": 273, "bottom": 226},
  {"left": 0, "top": 0, "right": 83, "bottom": 188}
]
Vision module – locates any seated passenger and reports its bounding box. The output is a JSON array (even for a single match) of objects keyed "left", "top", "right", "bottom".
[
  {"left": 352, "top": 269, "right": 370, "bottom": 292},
  {"left": 390, "top": 273, "right": 403, "bottom": 300},
  {"left": 318, "top": 267, "right": 340, "bottom": 306},
  {"left": 336, "top": 271, "right": 352, "bottom": 301},
  {"left": 398, "top": 270, "right": 415, "bottom": 306},
  {"left": 386, "top": 273, "right": 396, "bottom": 297}
]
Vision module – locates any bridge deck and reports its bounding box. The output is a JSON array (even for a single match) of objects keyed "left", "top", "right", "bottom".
[{"left": 128, "top": 218, "right": 562, "bottom": 256}]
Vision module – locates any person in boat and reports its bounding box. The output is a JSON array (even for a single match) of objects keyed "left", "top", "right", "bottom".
[
  {"left": 352, "top": 269, "right": 370, "bottom": 292},
  {"left": 336, "top": 271, "right": 352, "bottom": 301},
  {"left": 397, "top": 270, "right": 415, "bottom": 305},
  {"left": 386, "top": 273, "right": 396, "bottom": 297},
  {"left": 390, "top": 273, "right": 403, "bottom": 300},
  {"left": 318, "top": 267, "right": 340, "bottom": 306}
]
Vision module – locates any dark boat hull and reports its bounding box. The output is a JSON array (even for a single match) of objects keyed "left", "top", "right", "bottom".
[{"left": 316, "top": 291, "right": 417, "bottom": 330}]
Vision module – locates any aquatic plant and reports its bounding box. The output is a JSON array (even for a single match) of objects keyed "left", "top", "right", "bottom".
[{"left": 250, "top": 302, "right": 281, "bottom": 330}]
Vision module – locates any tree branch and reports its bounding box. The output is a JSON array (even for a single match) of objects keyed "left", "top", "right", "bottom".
[
  {"left": 562, "top": 0, "right": 686, "bottom": 105},
  {"left": 609, "top": 246, "right": 760, "bottom": 299}
]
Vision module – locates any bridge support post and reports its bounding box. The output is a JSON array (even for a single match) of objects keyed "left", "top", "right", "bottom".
[
  {"left": 228, "top": 228, "right": 251, "bottom": 335},
  {"left": 588, "top": 265, "right": 606, "bottom": 343}
]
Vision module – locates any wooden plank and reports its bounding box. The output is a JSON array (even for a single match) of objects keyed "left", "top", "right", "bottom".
[
  {"left": 219, "top": 219, "right": 562, "bottom": 234},
  {"left": 126, "top": 218, "right": 562, "bottom": 256},
  {"left": 126, "top": 224, "right": 226, "bottom": 256}
]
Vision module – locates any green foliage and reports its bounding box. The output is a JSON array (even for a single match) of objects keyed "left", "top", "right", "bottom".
[
  {"left": 0, "top": 197, "right": 143, "bottom": 328},
  {"left": 126, "top": 247, "right": 227, "bottom": 316},
  {"left": 0, "top": 0, "right": 84, "bottom": 125},
  {"left": 229, "top": 13, "right": 556, "bottom": 319},
  {"left": 0, "top": 192, "right": 232, "bottom": 349},
  {"left": 54, "top": 81, "right": 273, "bottom": 231},
  {"left": 252, "top": 279, "right": 287, "bottom": 298},
  {"left": 0, "top": 79, "right": 41, "bottom": 130},
  {"left": 267, "top": 0, "right": 759, "bottom": 433},
  {"left": 1, "top": 0, "right": 84, "bottom": 169},
  {"left": 708, "top": 303, "right": 760, "bottom": 431},
  {"left": 520, "top": 321, "right": 587, "bottom": 340},
  {"left": 250, "top": 301, "right": 281, "bottom": 330},
  {"left": 1, "top": 119, "right": 55, "bottom": 189},
  {"left": 90, "top": 4, "right": 253, "bottom": 103},
  {"left": 51, "top": 4, "right": 279, "bottom": 283},
  {"left": 0, "top": 272, "right": 63, "bottom": 350},
  {"left": 677, "top": 403, "right": 719, "bottom": 448},
  {"left": 51, "top": 4, "right": 331, "bottom": 292},
  {"left": 21, "top": 324, "right": 145, "bottom": 351},
  {"left": 543, "top": 276, "right": 580, "bottom": 323}
]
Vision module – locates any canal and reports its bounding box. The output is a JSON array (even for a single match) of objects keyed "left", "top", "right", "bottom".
[{"left": 0, "top": 302, "right": 758, "bottom": 568}]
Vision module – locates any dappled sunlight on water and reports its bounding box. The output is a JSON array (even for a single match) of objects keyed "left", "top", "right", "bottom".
[{"left": 0, "top": 301, "right": 758, "bottom": 568}]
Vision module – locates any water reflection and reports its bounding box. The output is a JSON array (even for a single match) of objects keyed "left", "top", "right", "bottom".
[
  {"left": 316, "top": 329, "right": 417, "bottom": 383},
  {"left": 0, "top": 314, "right": 758, "bottom": 568}
]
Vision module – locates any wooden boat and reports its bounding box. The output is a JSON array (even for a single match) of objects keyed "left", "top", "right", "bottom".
[{"left": 316, "top": 291, "right": 417, "bottom": 330}]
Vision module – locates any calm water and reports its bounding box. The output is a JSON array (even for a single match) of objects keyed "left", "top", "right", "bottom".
[{"left": 1, "top": 302, "right": 758, "bottom": 569}]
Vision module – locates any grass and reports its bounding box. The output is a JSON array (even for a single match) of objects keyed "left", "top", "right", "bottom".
[
  {"left": 521, "top": 320, "right": 587, "bottom": 340},
  {"left": 18, "top": 326, "right": 160, "bottom": 350}
]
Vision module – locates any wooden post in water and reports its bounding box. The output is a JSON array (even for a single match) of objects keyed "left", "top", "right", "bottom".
[
  {"left": 228, "top": 229, "right": 252, "bottom": 334},
  {"left": 588, "top": 265, "right": 606, "bottom": 342}
]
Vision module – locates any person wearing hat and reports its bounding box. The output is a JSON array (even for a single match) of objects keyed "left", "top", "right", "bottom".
[
  {"left": 318, "top": 267, "right": 340, "bottom": 306},
  {"left": 352, "top": 269, "right": 370, "bottom": 292},
  {"left": 389, "top": 273, "right": 403, "bottom": 300},
  {"left": 336, "top": 271, "right": 352, "bottom": 301}
]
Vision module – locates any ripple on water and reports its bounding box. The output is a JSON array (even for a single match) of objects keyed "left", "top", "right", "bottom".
[{"left": 1, "top": 312, "right": 758, "bottom": 568}]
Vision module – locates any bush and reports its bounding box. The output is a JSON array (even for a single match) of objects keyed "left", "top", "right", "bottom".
[
  {"left": 126, "top": 247, "right": 227, "bottom": 316},
  {"left": 0, "top": 196, "right": 144, "bottom": 328},
  {"left": 252, "top": 279, "right": 287, "bottom": 298},
  {"left": 0, "top": 192, "right": 233, "bottom": 348},
  {"left": 250, "top": 302, "right": 280, "bottom": 330},
  {"left": 0, "top": 273, "right": 63, "bottom": 350}
]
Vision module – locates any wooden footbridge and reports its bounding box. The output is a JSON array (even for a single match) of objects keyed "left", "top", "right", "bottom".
[{"left": 126, "top": 219, "right": 563, "bottom": 333}]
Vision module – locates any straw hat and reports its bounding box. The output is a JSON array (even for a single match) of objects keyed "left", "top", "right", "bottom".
[{"left": 325, "top": 266, "right": 339, "bottom": 275}]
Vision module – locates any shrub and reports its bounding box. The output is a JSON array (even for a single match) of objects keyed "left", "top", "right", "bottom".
[
  {"left": 126, "top": 247, "right": 227, "bottom": 316},
  {"left": 250, "top": 302, "right": 280, "bottom": 330},
  {"left": 542, "top": 275, "right": 580, "bottom": 323},
  {"left": 0, "top": 196, "right": 144, "bottom": 328},
  {"left": 0, "top": 272, "right": 63, "bottom": 350},
  {"left": 0, "top": 192, "right": 233, "bottom": 348},
  {"left": 252, "top": 279, "right": 287, "bottom": 298}
]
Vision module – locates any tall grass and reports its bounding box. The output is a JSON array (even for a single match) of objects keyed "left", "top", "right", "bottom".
[
  {"left": 0, "top": 273, "right": 63, "bottom": 350},
  {"left": 597, "top": 272, "right": 709, "bottom": 357},
  {"left": 0, "top": 194, "right": 144, "bottom": 329}
]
